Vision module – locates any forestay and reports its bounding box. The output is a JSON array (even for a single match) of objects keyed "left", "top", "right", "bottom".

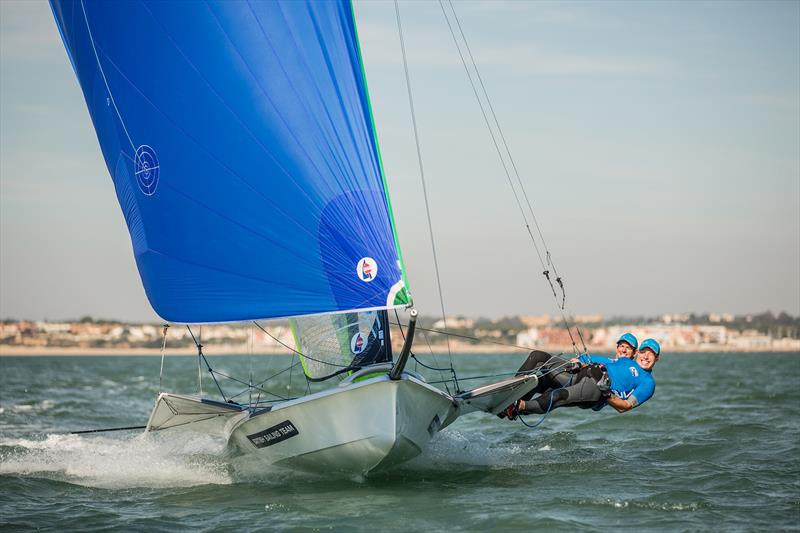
[{"left": 50, "top": 0, "right": 410, "bottom": 323}]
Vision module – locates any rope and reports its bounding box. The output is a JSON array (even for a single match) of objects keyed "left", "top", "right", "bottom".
[
  {"left": 394, "top": 0, "right": 455, "bottom": 372},
  {"left": 253, "top": 321, "right": 368, "bottom": 383},
  {"left": 517, "top": 378, "right": 570, "bottom": 429},
  {"left": 515, "top": 364, "right": 575, "bottom": 428},
  {"left": 252, "top": 321, "right": 350, "bottom": 369},
  {"left": 397, "top": 309, "right": 452, "bottom": 393},
  {"left": 425, "top": 368, "right": 528, "bottom": 385},
  {"left": 390, "top": 320, "right": 535, "bottom": 351},
  {"left": 420, "top": 329, "right": 456, "bottom": 394},
  {"left": 71, "top": 425, "right": 146, "bottom": 435},
  {"left": 253, "top": 359, "right": 301, "bottom": 387},
  {"left": 184, "top": 324, "right": 307, "bottom": 405},
  {"left": 426, "top": 358, "right": 569, "bottom": 385},
  {"left": 186, "top": 325, "right": 227, "bottom": 402},
  {"left": 196, "top": 325, "right": 202, "bottom": 395},
  {"left": 446, "top": 0, "right": 557, "bottom": 272},
  {"left": 438, "top": 1, "right": 587, "bottom": 355},
  {"left": 392, "top": 316, "right": 575, "bottom": 392},
  {"left": 409, "top": 352, "right": 454, "bottom": 373},
  {"left": 158, "top": 324, "right": 169, "bottom": 392},
  {"left": 212, "top": 370, "right": 290, "bottom": 402}
]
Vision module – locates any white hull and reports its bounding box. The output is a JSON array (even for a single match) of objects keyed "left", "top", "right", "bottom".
[
  {"left": 228, "top": 374, "right": 457, "bottom": 473},
  {"left": 147, "top": 369, "right": 536, "bottom": 474}
]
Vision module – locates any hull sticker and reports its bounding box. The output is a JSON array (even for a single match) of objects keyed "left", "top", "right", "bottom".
[{"left": 247, "top": 420, "right": 299, "bottom": 448}]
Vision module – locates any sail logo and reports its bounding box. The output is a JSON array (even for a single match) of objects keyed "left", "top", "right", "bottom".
[
  {"left": 351, "top": 332, "right": 366, "bottom": 354},
  {"left": 630, "top": 367, "right": 639, "bottom": 378},
  {"left": 357, "top": 257, "right": 377, "bottom": 282},
  {"left": 134, "top": 145, "right": 159, "bottom": 196}
]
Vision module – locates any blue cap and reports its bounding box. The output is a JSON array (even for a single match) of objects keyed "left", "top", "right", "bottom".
[
  {"left": 639, "top": 338, "right": 661, "bottom": 356},
  {"left": 617, "top": 333, "right": 638, "bottom": 350}
]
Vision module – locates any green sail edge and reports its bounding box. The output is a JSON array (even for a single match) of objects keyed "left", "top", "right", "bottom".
[{"left": 349, "top": 1, "right": 413, "bottom": 309}]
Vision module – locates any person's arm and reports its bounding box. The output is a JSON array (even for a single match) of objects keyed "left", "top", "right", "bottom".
[
  {"left": 575, "top": 354, "right": 613, "bottom": 365},
  {"left": 607, "top": 395, "right": 634, "bottom": 413},
  {"left": 608, "top": 380, "right": 655, "bottom": 413},
  {"left": 579, "top": 355, "right": 614, "bottom": 365}
]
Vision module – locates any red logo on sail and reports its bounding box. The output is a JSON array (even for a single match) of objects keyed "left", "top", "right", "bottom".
[
  {"left": 356, "top": 257, "right": 377, "bottom": 283},
  {"left": 351, "top": 332, "right": 366, "bottom": 354}
]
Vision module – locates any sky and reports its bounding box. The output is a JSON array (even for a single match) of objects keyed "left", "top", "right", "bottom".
[{"left": 1, "top": 0, "right": 798, "bottom": 323}]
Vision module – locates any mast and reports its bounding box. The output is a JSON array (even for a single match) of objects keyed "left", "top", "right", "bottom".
[{"left": 390, "top": 309, "right": 417, "bottom": 380}]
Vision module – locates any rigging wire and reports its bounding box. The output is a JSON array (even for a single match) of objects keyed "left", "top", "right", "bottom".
[
  {"left": 252, "top": 321, "right": 350, "bottom": 369},
  {"left": 445, "top": 0, "right": 556, "bottom": 272},
  {"left": 250, "top": 359, "right": 304, "bottom": 394},
  {"left": 438, "top": 0, "right": 587, "bottom": 355},
  {"left": 248, "top": 324, "right": 254, "bottom": 408},
  {"left": 158, "top": 324, "right": 169, "bottom": 392},
  {"left": 211, "top": 369, "right": 289, "bottom": 402},
  {"left": 254, "top": 321, "right": 375, "bottom": 381},
  {"left": 196, "top": 325, "right": 203, "bottom": 395},
  {"left": 186, "top": 325, "right": 227, "bottom": 402},
  {"left": 436, "top": 1, "right": 545, "bottom": 267},
  {"left": 390, "top": 320, "right": 535, "bottom": 352},
  {"left": 393, "top": 0, "right": 455, "bottom": 372},
  {"left": 419, "top": 329, "right": 457, "bottom": 393},
  {"left": 395, "top": 309, "right": 451, "bottom": 390}
]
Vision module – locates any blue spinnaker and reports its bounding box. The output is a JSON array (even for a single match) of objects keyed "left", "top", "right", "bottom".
[{"left": 50, "top": 0, "right": 410, "bottom": 323}]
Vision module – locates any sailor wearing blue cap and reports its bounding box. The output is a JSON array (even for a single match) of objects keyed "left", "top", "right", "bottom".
[
  {"left": 615, "top": 332, "right": 638, "bottom": 359},
  {"left": 501, "top": 338, "right": 661, "bottom": 419},
  {"left": 587, "top": 338, "right": 660, "bottom": 413}
]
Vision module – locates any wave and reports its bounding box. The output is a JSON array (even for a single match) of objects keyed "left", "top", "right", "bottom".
[
  {"left": 2, "top": 400, "right": 56, "bottom": 414},
  {"left": 0, "top": 432, "right": 232, "bottom": 489}
]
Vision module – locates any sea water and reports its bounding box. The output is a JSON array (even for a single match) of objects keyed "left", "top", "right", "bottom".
[{"left": 1, "top": 353, "right": 798, "bottom": 531}]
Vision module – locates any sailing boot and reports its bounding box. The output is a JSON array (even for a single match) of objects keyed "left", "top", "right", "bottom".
[{"left": 497, "top": 400, "right": 520, "bottom": 420}]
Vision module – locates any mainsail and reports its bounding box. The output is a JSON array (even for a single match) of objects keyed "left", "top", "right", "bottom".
[{"left": 50, "top": 0, "right": 410, "bottom": 323}]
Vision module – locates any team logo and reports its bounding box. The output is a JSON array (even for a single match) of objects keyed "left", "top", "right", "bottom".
[
  {"left": 356, "top": 257, "right": 377, "bottom": 282},
  {"left": 134, "top": 145, "right": 159, "bottom": 196},
  {"left": 630, "top": 367, "right": 639, "bottom": 377},
  {"left": 350, "top": 332, "right": 366, "bottom": 354}
]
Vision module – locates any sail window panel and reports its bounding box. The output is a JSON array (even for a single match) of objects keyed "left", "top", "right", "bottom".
[{"left": 291, "top": 310, "right": 392, "bottom": 381}]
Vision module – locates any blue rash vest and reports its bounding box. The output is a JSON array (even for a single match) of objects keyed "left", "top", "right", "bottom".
[{"left": 577, "top": 355, "right": 656, "bottom": 409}]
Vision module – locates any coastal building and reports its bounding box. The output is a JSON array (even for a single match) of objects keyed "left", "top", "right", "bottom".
[
  {"left": 2, "top": 315, "right": 799, "bottom": 353},
  {"left": 519, "top": 315, "right": 552, "bottom": 327},
  {"left": 433, "top": 316, "right": 475, "bottom": 329}
]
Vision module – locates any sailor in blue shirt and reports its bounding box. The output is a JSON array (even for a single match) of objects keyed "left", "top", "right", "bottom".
[
  {"left": 501, "top": 338, "right": 660, "bottom": 417},
  {"left": 612, "top": 332, "right": 638, "bottom": 360},
  {"left": 578, "top": 338, "right": 658, "bottom": 412}
]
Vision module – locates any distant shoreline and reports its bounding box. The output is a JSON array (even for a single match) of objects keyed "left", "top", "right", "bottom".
[{"left": 1, "top": 344, "right": 797, "bottom": 356}]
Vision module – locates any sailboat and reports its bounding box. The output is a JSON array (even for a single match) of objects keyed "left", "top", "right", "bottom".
[{"left": 50, "top": 0, "right": 538, "bottom": 474}]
